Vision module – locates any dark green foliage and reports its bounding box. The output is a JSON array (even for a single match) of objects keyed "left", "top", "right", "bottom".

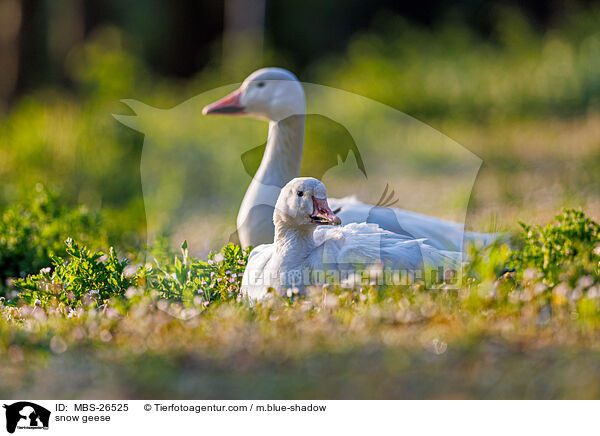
[
  {"left": 510, "top": 209, "right": 600, "bottom": 285},
  {"left": 140, "top": 241, "right": 251, "bottom": 305},
  {"left": 0, "top": 186, "right": 107, "bottom": 288},
  {"left": 12, "top": 238, "right": 250, "bottom": 309},
  {"left": 4, "top": 208, "right": 600, "bottom": 400},
  {"left": 13, "top": 238, "right": 133, "bottom": 308}
]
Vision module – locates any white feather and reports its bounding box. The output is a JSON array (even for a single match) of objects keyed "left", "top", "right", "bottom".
[
  {"left": 203, "top": 68, "right": 500, "bottom": 251},
  {"left": 242, "top": 178, "right": 461, "bottom": 299}
]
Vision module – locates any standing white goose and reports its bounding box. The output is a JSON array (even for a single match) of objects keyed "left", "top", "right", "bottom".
[
  {"left": 203, "top": 67, "right": 495, "bottom": 251},
  {"left": 241, "top": 177, "right": 460, "bottom": 299}
]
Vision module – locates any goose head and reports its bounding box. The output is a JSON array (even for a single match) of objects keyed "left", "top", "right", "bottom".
[
  {"left": 202, "top": 67, "right": 305, "bottom": 122},
  {"left": 274, "top": 177, "right": 341, "bottom": 231}
]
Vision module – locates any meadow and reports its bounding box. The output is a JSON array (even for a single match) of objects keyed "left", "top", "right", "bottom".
[{"left": 1, "top": 8, "right": 600, "bottom": 398}]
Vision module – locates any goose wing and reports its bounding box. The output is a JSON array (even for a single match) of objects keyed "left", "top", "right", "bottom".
[
  {"left": 328, "top": 196, "right": 499, "bottom": 251},
  {"left": 313, "top": 222, "right": 458, "bottom": 271}
]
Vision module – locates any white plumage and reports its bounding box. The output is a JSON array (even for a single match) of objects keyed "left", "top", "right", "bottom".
[
  {"left": 242, "top": 178, "right": 460, "bottom": 299},
  {"left": 203, "top": 67, "right": 497, "bottom": 252},
  {"left": 329, "top": 196, "right": 498, "bottom": 251}
]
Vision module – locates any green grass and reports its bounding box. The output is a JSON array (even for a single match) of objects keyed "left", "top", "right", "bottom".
[
  {"left": 2, "top": 7, "right": 600, "bottom": 398},
  {"left": 2, "top": 8, "right": 600, "bottom": 246},
  {"left": 1, "top": 209, "right": 600, "bottom": 398}
]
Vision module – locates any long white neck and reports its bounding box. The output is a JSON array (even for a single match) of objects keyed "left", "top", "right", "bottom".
[
  {"left": 255, "top": 115, "right": 305, "bottom": 186},
  {"left": 237, "top": 114, "right": 305, "bottom": 247}
]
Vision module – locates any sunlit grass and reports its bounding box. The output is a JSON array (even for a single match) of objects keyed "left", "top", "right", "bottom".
[
  {"left": 0, "top": 210, "right": 599, "bottom": 398},
  {"left": 2, "top": 8, "right": 600, "bottom": 398}
]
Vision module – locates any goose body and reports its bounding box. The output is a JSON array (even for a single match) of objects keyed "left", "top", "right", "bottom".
[
  {"left": 241, "top": 178, "right": 460, "bottom": 299},
  {"left": 203, "top": 67, "right": 496, "bottom": 251}
]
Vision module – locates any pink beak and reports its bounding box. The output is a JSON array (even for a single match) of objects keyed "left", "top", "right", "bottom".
[
  {"left": 311, "top": 196, "right": 341, "bottom": 226},
  {"left": 202, "top": 89, "right": 245, "bottom": 115}
]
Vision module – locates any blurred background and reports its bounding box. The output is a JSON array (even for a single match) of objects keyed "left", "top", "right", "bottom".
[{"left": 1, "top": 0, "right": 600, "bottom": 255}]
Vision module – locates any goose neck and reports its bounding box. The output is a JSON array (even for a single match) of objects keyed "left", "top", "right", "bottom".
[
  {"left": 255, "top": 114, "right": 305, "bottom": 187},
  {"left": 274, "top": 221, "right": 315, "bottom": 263}
]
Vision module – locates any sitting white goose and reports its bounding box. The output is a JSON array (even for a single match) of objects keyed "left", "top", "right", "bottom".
[
  {"left": 241, "top": 177, "right": 460, "bottom": 300},
  {"left": 203, "top": 67, "right": 496, "bottom": 251}
]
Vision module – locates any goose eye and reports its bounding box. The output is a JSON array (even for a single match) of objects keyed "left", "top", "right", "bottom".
[
  {"left": 297, "top": 190, "right": 304, "bottom": 197},
  {"left": 256, "top": 81, "right": 265, "bottom": 88}
]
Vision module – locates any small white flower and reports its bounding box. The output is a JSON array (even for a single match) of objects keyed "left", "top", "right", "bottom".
[
  {"left": 523, "top": 268, "right": 538, "bottom": 281},
  {"left": 588, "top": 286, "right": 600, "bottom": 299},
  {"left": 577, "top": 276, "right": 594, "bottom": 290},
  {"left": 533, "top": 283, "right": 547, "bottom": 295},
  {"left": 123, "top": 264, "right": 137, "bottom": 278},
  {"left": 340, "top": 273, "right": 363, "bottom": 289},
  {"left": 323, "top": 293, "right": 339, "bottom": 309},
  {"left": 553, "top": 282, "right": 571, "bottom": 296}
]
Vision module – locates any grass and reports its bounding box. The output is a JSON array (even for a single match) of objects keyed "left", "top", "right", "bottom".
[
  {"left": 6, "top": 293, "right": 600, "bottom": 399},
  {"left": 2, "top": 8, "right": 600, "bottom": 398},
  {"left": 3, "top": 8, "right": 600, "bottom": 248},
  {"left": 1, "top": 209, "right": 600, "bottom": 398}
]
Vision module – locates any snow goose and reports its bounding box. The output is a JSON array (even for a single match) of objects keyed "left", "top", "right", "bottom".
[
  {"left": 241, "top": 177, "right": 460, "bottom": 300},
  {"left": 203, "top": 67, "right": 496, "bottom": 251}
]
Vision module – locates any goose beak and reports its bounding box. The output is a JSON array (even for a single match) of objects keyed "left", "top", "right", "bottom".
[
  {"left": 202, "top": 89, "right": 245, "bottom": 115},
  {"left": 310, "top": 196, "right": 341, "bottom": 226}
]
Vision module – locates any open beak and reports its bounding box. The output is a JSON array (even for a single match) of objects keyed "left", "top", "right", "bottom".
[
  {"left": 310, "top": 196, "right": 341, "bottom": 226},
  {"left": 202, "top": 88, "right": 245, "bottom": 115}
]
